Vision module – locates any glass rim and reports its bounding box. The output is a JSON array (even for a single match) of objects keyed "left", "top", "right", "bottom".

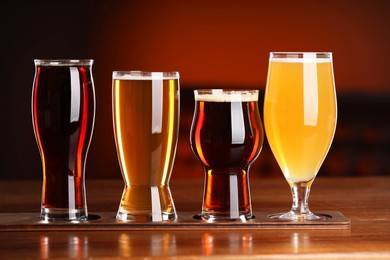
[
  {"left": 194, "top": 89, "right": 258, "bottom": 94},
  {"left": 270, "top": 52, "right": 332, "bottom": 60},
  {"left": 194, "top": 89, "right": 259, "bottom": 102},
  {"left": 34, "top": 59, "right": 93, "bottom": 66},
  {"left": 113, "top": 71, "right": 179, "bottom": 80}
]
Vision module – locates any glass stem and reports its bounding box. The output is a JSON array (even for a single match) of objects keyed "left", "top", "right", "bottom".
[{"left": 289, "top": 180, "right": 313, "bottom": 216}]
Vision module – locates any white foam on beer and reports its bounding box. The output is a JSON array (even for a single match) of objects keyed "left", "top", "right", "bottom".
[
  {"left": 34, "top": 59, "right": 93, "bottom": 66},
  {"left": 271, "top": 57, "right": 331, "bottom": 63},
  {"left": 195, "top": 90, "right": 258, "bottom": 102},
  {"left": 113, "top": 71, "right": 179, "bottom": 80},
  {"left": 270, "top": 53, "right": 332, "bottom": 63}
]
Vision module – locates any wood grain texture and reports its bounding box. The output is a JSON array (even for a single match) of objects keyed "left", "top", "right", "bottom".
[
  {"left": 0, "top": 211, "right": 350, "bottom": 231},
  {"left": 0, "top": 177, "right": 389, "bottom": 259}
]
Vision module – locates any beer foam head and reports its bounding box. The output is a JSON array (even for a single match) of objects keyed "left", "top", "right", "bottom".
[
  {"left": 113, "top": 71, "right": 179, "bottom": 80},
  {"left": 270, "top": 52, "right": 332, "bottom": 63},
  {"left": 194, "top": 89, "right": 258, "bottom": 102},
  {"left": 34, "top": 59, "right": 93, "bottom": 66}
]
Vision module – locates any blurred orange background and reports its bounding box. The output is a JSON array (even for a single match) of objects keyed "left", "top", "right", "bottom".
[
  {"left": 1, "top": 0, "right": 390, "bottom": 179},
  {"left": 89, "top": 0, "right": 390, "bottom": 91}
]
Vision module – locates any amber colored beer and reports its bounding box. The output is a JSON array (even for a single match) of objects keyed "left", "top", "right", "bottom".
[
  {"left": 113, "top": 71, "right": 179, "bottom": 221},
  {"left": 32, "top": 59, "right": 95, "bottom": 221},
  {"left": 190, "top": 90, "right": 263, "bottom": 221}
]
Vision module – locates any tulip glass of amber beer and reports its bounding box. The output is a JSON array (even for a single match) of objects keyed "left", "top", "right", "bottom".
[
  {"left": 32, "top": 59, "right": 96, "bottom": 222},
  {"left": 264, "top": 52, "right": 337, "bottom": 221},
  {"left": 113, "top": 71, "right": 179, "bottom": 222},
  {"left": 190, "top": 89, "right": 264, "bottom": 222}
]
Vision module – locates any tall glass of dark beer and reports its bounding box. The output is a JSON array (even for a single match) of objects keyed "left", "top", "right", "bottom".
[
  {"left": 190, "top": 89, "right": 264, "bottom": 222},
  {"left": 113, "top": 71, "right": 179, "bottom": 222},
  {"left": 32, "top": 59, "right": 95, "bottom": 222}
]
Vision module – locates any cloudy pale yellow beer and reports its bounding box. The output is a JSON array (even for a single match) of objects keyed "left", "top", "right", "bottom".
[
  {"left": 113, "top": 71, "right": 179, "bottom": 221},
  {"left": 264, "top": 54, "right": 337, "bottom": 182}
]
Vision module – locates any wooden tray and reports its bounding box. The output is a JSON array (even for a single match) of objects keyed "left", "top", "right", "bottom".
[{"left": 0, "top": 211, "right": 350, "bottom": 231}]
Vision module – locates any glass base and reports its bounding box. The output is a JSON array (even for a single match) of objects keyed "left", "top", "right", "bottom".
[
  {"left": 269, "top": 211, "right": 330, "bottom": 221},
  {"left": 41, "top": 206, "right": 88, "bottom": 222},
  {"left": 200, "top": 212, "right": 252, "bottom": 222},
  {"left": 116, "top": 210, "right": 177, "bottom": 222},
  {"left": 116, "top": 185, "right": 177, "bottom": 222},
  {"left": 201, "top": 170, "right": 252, "bottom": 223}
]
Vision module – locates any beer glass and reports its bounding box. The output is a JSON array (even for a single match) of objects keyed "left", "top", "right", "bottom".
[
  {"left": 32, "top": 59, "right": 96, "bottom": 222},
  {"left": 113, "top": 71, "right": 179, "bottom": 222},
  {"left": 190, "top": 89, "right": 264, "bottom": 222},
  {"left": 264, "top": 52, "right": 337, "bottom": 221}
]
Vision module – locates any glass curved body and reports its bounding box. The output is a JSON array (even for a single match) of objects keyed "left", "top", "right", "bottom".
[
  {"left": 264, "top": 52, "right": 337, "bottom": 221},
  {"left": 32, "top": 59, "right": 96, "bottom": 222},
  {"left": 190, "top": 89, "right": 264, "bottom": 222},
  {"left": 113, "top": 71, "right": 179, "bottom": 222}
]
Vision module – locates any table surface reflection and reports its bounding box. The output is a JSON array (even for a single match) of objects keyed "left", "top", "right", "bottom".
[{"left": 0, "top": 177, "right": 389, "bottom": 259}]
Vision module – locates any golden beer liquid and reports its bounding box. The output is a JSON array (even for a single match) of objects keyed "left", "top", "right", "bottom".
[
  {"left": 264, "top": 59, "right": 337, "bottom": 182},
  {"left": 113, "top": 76, "right": 179, "bottom": 220}
]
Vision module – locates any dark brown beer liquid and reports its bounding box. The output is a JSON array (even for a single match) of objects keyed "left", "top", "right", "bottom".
[
  {"left": 32, "top": 65, "right": 95, "bottom": 216},
  {"left": 190, "top": 100, "right": 263, "bottom": 220},
  {"left": 202, "top": 167, "right": 251, "bottom": 219}
]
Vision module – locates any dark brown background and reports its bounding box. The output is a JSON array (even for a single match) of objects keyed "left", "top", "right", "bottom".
[{"left": 1, "top": 0, "right": 390, "bottom": 180}]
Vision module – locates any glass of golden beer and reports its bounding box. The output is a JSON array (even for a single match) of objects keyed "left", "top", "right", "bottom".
[
  {"left": 113, "top": 71, "right": 179, "bottom": 222},
  {"left": 264, "top": 52, "right": 337, "bottom": 221},
  {"left": 190, "top": 89, "right": 264, "bottom": 222}
]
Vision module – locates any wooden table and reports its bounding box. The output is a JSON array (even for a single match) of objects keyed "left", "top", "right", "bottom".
[{"left": 0, "top": 177, "right": 389, "bottom": 259}]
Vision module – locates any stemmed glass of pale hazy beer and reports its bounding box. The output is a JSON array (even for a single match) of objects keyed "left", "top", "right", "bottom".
[
  {"left": 113, "top": 71, "right": 179, "bottom": 222},
  {"left": 264, "top": 52, "right": 337, "bottom": 221},
  {"left": 190, "top": 89, "right": 264, "bottom": 222},
  {"left": 32, "top": 59, "right": 96, "bottom": 222}
]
